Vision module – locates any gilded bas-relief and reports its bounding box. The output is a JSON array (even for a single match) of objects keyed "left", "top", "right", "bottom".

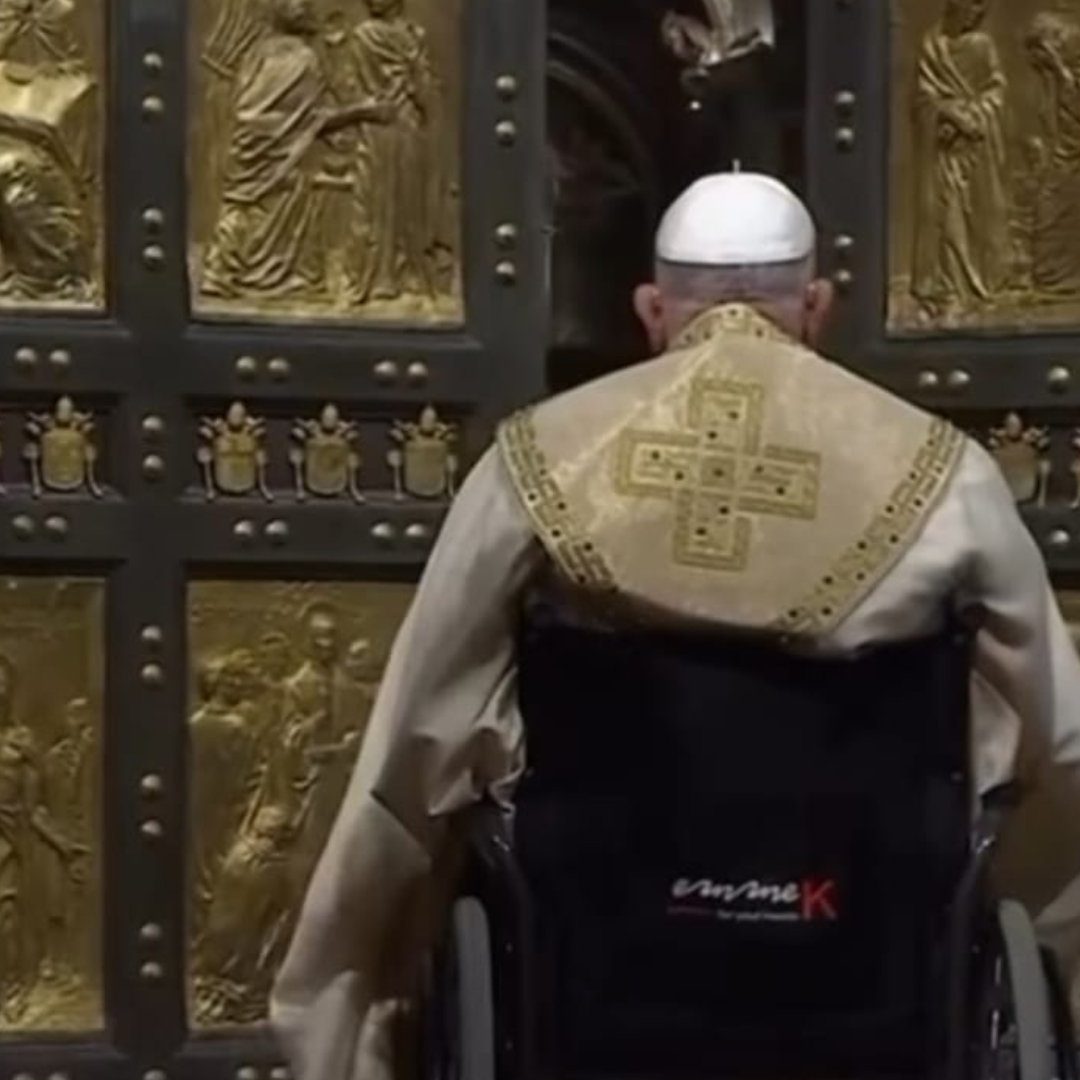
[
  {"left": 186, "top": 580, "right": 413, "bottom": 1029},
  {"left": 0, "top": 577, "right": 103, "bottom": 1034},
  {"left": 188, "top": 0, "right": 463, "bottom": 325},
  {"left": 0, "top": 0, "right": 105, "bottom": 311},
  {"left": 889, "top": 0, "right": 1080, "bottom": 333}
]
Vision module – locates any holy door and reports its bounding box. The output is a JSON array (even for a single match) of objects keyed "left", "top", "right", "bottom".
[{"left": 0, "top": 0, "right": 545, "bottom": 1075}]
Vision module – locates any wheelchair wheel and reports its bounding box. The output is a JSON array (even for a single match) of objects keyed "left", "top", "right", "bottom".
[{"left": 449, "top": 897, "right": 496, "bottom": 1080}]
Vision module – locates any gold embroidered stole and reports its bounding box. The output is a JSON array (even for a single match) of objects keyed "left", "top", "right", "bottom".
[{"left": 498, "top": 304, "right": 965, "bottom": 637}]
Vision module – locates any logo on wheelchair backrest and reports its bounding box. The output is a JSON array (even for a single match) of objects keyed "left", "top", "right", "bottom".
[{"left": 668, "top": 877, "right": 839, "bottom": 923}]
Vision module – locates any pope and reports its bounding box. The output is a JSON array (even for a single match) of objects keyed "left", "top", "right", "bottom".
[{"left": 271, "top": 172, "right": 1080, "bottom": 1080}]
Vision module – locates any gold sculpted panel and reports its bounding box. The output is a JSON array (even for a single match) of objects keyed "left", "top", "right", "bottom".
[
  {"left": 186, "top": 579, "right": 414, "bottom": 1029},
  {"left": 188, "top": 0, "right": 463, "bottom": 325},
  {"left": 0, "top": 0, "right": 105, "bottom": 311},
  {"left": 0, "top": 577, "right": 103, "bottom": 1034},
  {"left": 888, "top": 0, "right": 1080, "bottom": 333}
]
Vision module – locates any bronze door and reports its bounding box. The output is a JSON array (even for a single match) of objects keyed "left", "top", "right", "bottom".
[{"left": 0, "top": 0, "right": 546, "bottom": 1075}]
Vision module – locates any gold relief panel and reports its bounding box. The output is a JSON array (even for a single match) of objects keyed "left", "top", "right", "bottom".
[
  {"left": 888, "top": 0, "right": 1080, "bottom": 334},
  {"left": 0, "top": 577, "right": 104, "bottom": 1035},
  {"left": 187, "top": 0, "right": 463, "bottom": 326},
  {"left": 0, "top": 0, "right": 106, "bottom": 311},
  {"left": 186, "top": 579, "right": 414, "bottom": 1030}
]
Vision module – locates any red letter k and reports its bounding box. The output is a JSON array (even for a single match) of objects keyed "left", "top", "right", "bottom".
[{"left": 801, "top": 878, "right": 838, "bottom": 921}]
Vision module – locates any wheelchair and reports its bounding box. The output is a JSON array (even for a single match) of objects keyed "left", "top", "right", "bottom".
[{"left": 421, "top": 598, "right": 1078, "bottom": 1080}]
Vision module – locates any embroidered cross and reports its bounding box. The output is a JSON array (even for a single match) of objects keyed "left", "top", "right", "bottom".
[{"left": 613, "top": 377, "right": 821, "bottom": 571}]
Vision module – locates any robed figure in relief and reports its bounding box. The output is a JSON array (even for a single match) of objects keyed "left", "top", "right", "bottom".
[{"left": 911, "top": 0, "right": 1008, "bottom": 320}]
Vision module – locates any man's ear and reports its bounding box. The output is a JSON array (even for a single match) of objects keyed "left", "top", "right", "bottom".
[
  {"left": 803, "top": 278, "right": 836, "bottom": 347},
  {"left": 633, "top": 283, "right": 667, "bottom": 353}
]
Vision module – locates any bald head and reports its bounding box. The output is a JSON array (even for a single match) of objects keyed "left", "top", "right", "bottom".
[{"left": 633, "top": 172, "right": 834, "bottom": 352}]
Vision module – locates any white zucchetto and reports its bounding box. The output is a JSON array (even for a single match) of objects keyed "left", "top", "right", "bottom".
[{"left": 655, "top": 171, "right": 816, "bottom": 266}]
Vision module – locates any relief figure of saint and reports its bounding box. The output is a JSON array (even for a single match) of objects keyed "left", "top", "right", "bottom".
[
  {"left": 1025, "top": 12, "right": 1080, "bottom": 296},
  {"left": 910, "top": 0, "right": 1008, "bottom": 320},
  {"left": 348, "top": 0, "right": 453, "bottom": 305}
]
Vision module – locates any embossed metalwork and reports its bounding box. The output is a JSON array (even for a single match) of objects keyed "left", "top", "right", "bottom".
[
  {"left": 0, "top": 0, "right": 105, "bottom": 311},
  {"left": 197, "top": 403, "right": 272, "bottom": 502},
  {"left": 188, "top": 0, "right": 463, "bottom": 326},
  {"left": 290, "top": 405, "right": 363, "bottom": 503},
  {"left": 0, "top": 577, "right": 103, "bottom": 1032},
  {"left": 186, "top": 580, "right": 414, "bottom": 1029},
  {"left": 888, "top": 0, "right": 1080, "bottom": 332},
  {"left": 24, "top": 398, "right": 103, "bottom": 499},
  {"left": 388, "top": 406, "right": 458, "bottom": 499},
  {"left": 988, "top": 413, "right": 1050, "bottom": 507}
]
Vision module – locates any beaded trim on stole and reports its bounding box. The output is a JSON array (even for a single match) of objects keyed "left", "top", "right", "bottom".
[
  {"left": 773, "top": 416, "right": 965, "bottom": 636},
  {"left": 497, "top": 410, "right": 616, "bottom": 593}
]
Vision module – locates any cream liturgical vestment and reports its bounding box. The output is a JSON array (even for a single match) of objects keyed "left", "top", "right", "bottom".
[{"left": 272, "top": 304, "right": 1080, "bottom": 1080}]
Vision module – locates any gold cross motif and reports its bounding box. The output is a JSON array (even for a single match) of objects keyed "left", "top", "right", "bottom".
[{"left": 613, "top": 377, "right": 821, "bottom": 571}]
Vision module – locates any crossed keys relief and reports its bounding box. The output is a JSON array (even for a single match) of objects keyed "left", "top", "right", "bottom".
[{"left": 613, "top": 378, "right": 820, "bottom": 572}]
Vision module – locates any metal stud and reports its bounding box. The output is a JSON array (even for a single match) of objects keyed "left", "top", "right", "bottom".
[
  {"left": 495, "top": 119, "right": 517, "bottom": 146},
  {"left": 833, "top": 234, "right": 854, "bottom": 254},
  {"left": 49, "top": 348, "right": 72, "bottom": 370},
  {"left": 142, "top": 454, "right": 165, "bottom": 481},
  {"left": 144, "top": 1070, "right": 168, "bottom": 1080},
  {"left": 234, "top": 355, "right": 258, "bottom": 380},
  {"left": 371, "top": 521, "right": 396, "bottom": 544},
  {"left": 495, "top": 223, "right": 518, "bottom": 248},
  {"left": 496, "top": 260, "right": 518, "bottom": 285},
  {"left": 267, "top": 356, "right": 292, "bottom": 381},
  {"left": 233, "top": 520, "right": 257, "bottom": 544},
  {"left": 142, "top": 207, "right": 165, "bottom": 233},
  {"left": 142, "top": 415, "right": 165, "bottom": 440},
  {"left": 140, "top": 774, "right": 164, "bottom": 797},
  {"left": 139, "top": 922, "right": 164, "bottom": 943},
  {"left": 143, "top": 52, "right": 164, "bottom": 75},
  {"left": 946, "top": 368, "right": 971, "bottom": 392},
  {"left": 406, "top": 361, "right": 429, "bottom": 386},
  {"left": 44, "top": 514, "right": 69, "bottom": 540},
  {"left": 832, "top": 268, "right": 853, "bottom": 291},
  {"left": 236, "top": 1068, "right": 259, "bottom": 1080},
  {"left": 142, "top": 244, "right": 165, "bottom": 270},
  {"left": 835, "top": 127, "right": 856, "bottom": 151},
  {"left": 1047, "top": 365, "right": 1072, "bottom": 393},
  {"left": 140, "top": 663, "right": 165, "bottom": 687},
  {"left": 14, "top": 346, "right": 38, "bottom": 369},
  {"left": 140, "top": 961, "right": 165, "bottom": 982},
  {"left": 14, "top": 1072, "right": 35, "bottom": 1080},
  {"left": 140, "top": 625, "right": 164, "bottom": 647},
  {"left": 495, "top": 74, "right": 518, "bottom": 100},
  {"left": 834, "top": 89, "right": 856, "bottom": 113},
  {"left": 373, "top": 359, "right": 399, "bottom": 384},
  {"left": 141, "top": 95, "right": 165, "bottom": 119},
  {"left": 1047, "top": 529, "right": 1071, "bottom": 550},
  {"left": 405, "top": 523, "right": 432, "bottom": 545},
  {"left": 11, "top": 515, "right": 35, "bottom": 539},
  {"left": 48, "top": 1072, "right": 71, "bottom": 1080},
  {"left": 140, "top": 819, "right": 164, "bottom": 840},
  {"left": 264, "top": 520, "right": 290, "bottom": 545},
  {"left": 270, "top": 1069, "right": 291, "bottom": 1080},
  {"left": 917, "top": 370, "right": 940, "bottom": 390}
]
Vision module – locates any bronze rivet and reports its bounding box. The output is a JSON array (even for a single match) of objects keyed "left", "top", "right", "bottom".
[
  {"left": 835, "top": 126, "right": 856, "bottom": 151},
  {"left": 140, "top": 819, "right": 164, "bottom": 840},
  {"left": 495, "top": 119, "right": 517, "bottom": 146},
  {"left": 140, "top": 961, "right": 164, "bottom": 981},
  {"left": 1047, "top": 365, "right": 1071, "bottom": 392},
  {"left": 142, "top": 244, "right": 165, "bottom": 269},
  {"left": 373, "top": 359, "right": 399, "bottom": 384},
  {"left": 140, "top": 773, "right": 164, "bottom": 797},
  {"left": 44, "top": 514, "right": 69, "bottom": 540},
  {"left": 140, "top": 624, "right": 164, "bottom": 647},
  {"left": 142, "top": 207, "right": 165, "bottom": 232},
  {"left": 140, "top": 663, "right": 165, "bottom": 687},
  {"left": 234, "top": 356, "right": 259, "bottom": 380},
  {"left": 834, "top": 234, "right": 854, "bottom": 253},
  {"left": 917, "top": 370, "right": 940, "bottom": 390},
  {"left": 13, "top": 1072, "right": 33, "bottom": 1080},
  {"left": 233, "top": 520, "right": 257, "bottom": 544},
  {"left": 48, "top": 1072, "right": 70, "bottom": 1080},
  {"left": 14, "top": 346, "right": 38, "bottom": 369},
  {"left": 495, "top": 223, "right": 518, "bottom": 248},
  {"left": 141, "top": 95, "right": 165, "bottom": 118},
  {"left": 268, "top": 356, "right": 292, "bottom": 381},
  {"left": 946, "top": 368, "right": 971, "bottom": 392},
  {"left": 405, "top": 523, "right": 432, "bottom": 545},
  {"left": 832, "top": 268, "right": 853, "bottom": 291},
  {"left": 495, "top": 74, "right": 518, "bottom": 100},
  {"left": 496, "top": 260, "right": 517, "bottom": 285},
  {"left": 144, "top": 1070, "right": 168, "bottom": 1080},
  {"left": 49, "top": 348, "right": 72, "bottom": 369},
  {"left": 264, "top": 520, "right": 290, "bottom": 544},
  {"left": 834, "top": 89, "right": 856, "bottom": 112},
  {"left": 139, "top": 922, "right": 163, "bottom": 943},
  {"left": 406, "top": 361, "right": 429, "bottom": 386},
  {"left": 142, "top": 415, "right": 165, "bottom": 439},
  {"left": 12, "top": 515, "right": 34, "bottom": 539},
  {"left": 269, "top": 1069, "right": 291, "bottom": 1080},
  {"left": 236, "top": 1068, "right": 259, "bottom": 1080},
  {"left": 143, "top": 52, "right": 164, "bottom": 75},
  {"left": 1048, "top": 529, "right": 1071, "bottom": 550},
  {"left": 142, "top": 454, "right": 165, "bottom": 481},
  {"left": 371, "top": 521, "right": 396, "bottom": 544}
]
